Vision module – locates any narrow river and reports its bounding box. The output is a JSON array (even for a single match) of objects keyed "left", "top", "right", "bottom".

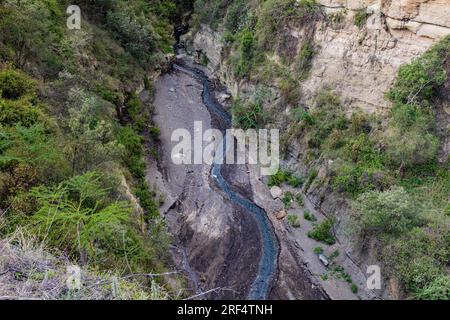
[{"left": 172, "top": 63, "right": 279, "bottom": 300}]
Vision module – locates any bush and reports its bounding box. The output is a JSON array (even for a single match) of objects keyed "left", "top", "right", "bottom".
[
  {"left": 268, "top": 169, "right": 302, "bottom": 188},
  {"left": 295, "top": 41, "right": 315, "bottom": 79},
  {"left": 354, "top": 9, "right": 369, "bottom": 29},
  {"left": 295, "top": 193, "right": 304, "bottom": 207},
  {"left": 313, "top": 246, "right": 323, "bottom": 255},
  {"left": 234, "top": 29, "right": 255, "bottom": 79},
  {"left": 307, "top": 218, "right": 336, "bottom": 245},
  {"left": 105, "top": 5, "right": 173, "bottom": 66},
  {"left": 224, "top": 0, "right": 247, "bottom": 33},
  {"left": 287, "top": 214, "right": 301, "bottom": 228},
  {"left": 268, "top": 170, "right": 288, "bottom": 187},
  {"left": 304, "top": 168, "right": 318, "bottom": 190},
  {"left": 386, "top": 103, "right": 438, "bottom": 170},
  {"left": 416, "top": 276, "right": 450, "bottom": 300},
  {"left": 354, "top": 187, "right": 421, "bottom": 236},
  {"left": 282, "top": 191, "right": 294, "bottom": 209},
  {"left": 287, "top": 175, "right": 303, "bottom": 188},
  {"left": 149, "top": 126, "right": 161, "bottom": 140},
  {"left": 387, "top": 36, "right": 449, "bottom": 106},
  {"left": 386, "top": 126, "right": 439, "bottom": 170},
  {"left": 304, "top": 210, "right": 317, "bottom": 222},
  {"left": 0, "top": 124, "right": 68, "bottom": 181},
  {"left": 232, "top": 98, "right": 265, "bottom": 129},
  {"left": 0, "top": 1, "right": 67, "bottom": 77},
  {"left": 0, "top": 99, "right": 43, "bottom": 127},
  {"left": 0, "top": 69, "right": 36, "bottom": 100},
  {"left": 20, "top": 173, "right": 163, "bottom": 272},
  {"left": 144, "top": 76, "right": 152, "bottom": 91},
  {"left": 381, "top": 227, "right": 449, "bottom": 295}
]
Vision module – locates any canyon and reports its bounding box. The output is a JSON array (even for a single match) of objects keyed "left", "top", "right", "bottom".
[{"left": 150, "top": 0, "right": 449, "bottom": 300}]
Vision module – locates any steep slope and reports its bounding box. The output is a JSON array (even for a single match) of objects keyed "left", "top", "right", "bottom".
[{"left": 0, "top": 0, "right": 184, "bottom": 299}]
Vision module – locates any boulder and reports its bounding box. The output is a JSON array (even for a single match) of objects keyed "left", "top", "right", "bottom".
[
  {"left": 270, "top": 186, "right": 283, "bottom": 199},
  {"left": 275, "top": 210, "right": 288, "bottom": 220}
]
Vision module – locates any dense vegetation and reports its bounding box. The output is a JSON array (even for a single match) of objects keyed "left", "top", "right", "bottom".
[
  {"left": 0, "top": 0, "right": 185, "bottom": 298},
  {"left": 285, "top": 36, "right": 450, "bottom": 299}
]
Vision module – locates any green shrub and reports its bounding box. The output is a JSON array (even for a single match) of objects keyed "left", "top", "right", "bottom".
[
  {"left": 295, "top": 41, "right": 315, "bottom": 79},
  {"left": 149, "top": 126, "right": 161, "bottom": 140},
  {"left": 386, "top": 103, "right": 438, "bottom": 170},
  {"left": 95, "top": 84, "right": 120, "bottom": 105},
  {"left": 287, "top": 174, "right": 303, "bottom": 188},
  {"left": 125, "top": 93, "right": 143, "bottom": 121},
  {"left": 0, "top": 124, "right": 68, "bottom": 181},
  {"left": 387, "top": 36, "right": 449, "bottom": 106},
  {"left": 0, "top": 99, "right": 43, "bottom": 127},
  {"left": 0, "top": 1, "right": 67, "bottom": 77},
  {"left": 381, "top": 227, "right": 449, "bottom": 295},
  {"left": 134, "top": 180, "right": 159, "bottom": 219},
  {"left": 0, "top": 69, "right": 36, "bottom": 100},
  {"left": 354, "top": 187, "right": 421, "bottom": 236},
  {"left": 20, "top": 172, "right": 163, "bottom": 271},
  {"left": 232, "top": 98, "right": 266, "bottom": 129},
  {"left": 295, "top": 193, "right": 304, "bottom": 207},
  {"left": 144, "top": 76, "right": 152, "bottom": 91},
  {"left": 292, "top": 108, "right": 316, "bottom": 125},
  {"left": 288, "top": 214, "right": 301, "bottom": 228},
  {"left": 416, "top": 276, "right": 450, "bottom": 300},
  {"left": 304, "top": 168, "right": 318, "bottom": 190},
  {"left": 268, "top": 170, "right": 288, "bottom": 187},
  {"left": 268, "top": 169, "right": 302, "bottom": 188},
  {"left": 105, "top": 5, "right": 173, "bottom": 66},
  {"left": 386, "top": 126, "right": 439, "bottom": 170},
  {"left": 304, "top": 210, "right": 317, "bottom": 222},
  {"left": 313, "top": 246, "right": 323, "bottom": 255},
  {"left": 307, "top": 217, "right": 336, "bottom": 245},
  {"left": 282, "top": 191, "right": 294, "bottom": 209},
  {"left": 329, "top": 250, "right": 340, "bottom": 260},
  {"left": 234, "top": 29, "right": 255, "bottom": 79},
  {"left": 224, "top": 0, "right": 247, "bottom": 33},
  {"left": 354, "top": 9, "right": 369, "bottom": 29}
]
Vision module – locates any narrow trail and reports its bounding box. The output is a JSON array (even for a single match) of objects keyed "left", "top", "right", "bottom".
[{"left": 172, "top": 63, "right": 279, "bottom": 300}]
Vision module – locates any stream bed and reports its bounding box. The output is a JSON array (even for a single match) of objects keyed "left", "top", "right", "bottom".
[{"left": 172, "top": 63, "right": 279, "bottom": 300}]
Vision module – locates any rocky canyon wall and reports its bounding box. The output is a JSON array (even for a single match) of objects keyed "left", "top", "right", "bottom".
[{"left": 187, "top": 0, "right": 449, "bottom": 114}]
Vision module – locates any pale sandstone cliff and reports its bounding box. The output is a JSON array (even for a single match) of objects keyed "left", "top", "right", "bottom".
[{"left": 188, "top": 0, "right": 449, "bottom": 113}]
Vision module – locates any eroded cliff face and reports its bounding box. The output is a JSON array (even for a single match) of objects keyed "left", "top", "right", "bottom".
[{"left": 187, "top": 0, "right": 449, "bottom": 113}]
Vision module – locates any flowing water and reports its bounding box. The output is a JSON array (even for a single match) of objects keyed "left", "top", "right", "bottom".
[{"left": 173, "top": 63, "right": 278, "bottom": 300}]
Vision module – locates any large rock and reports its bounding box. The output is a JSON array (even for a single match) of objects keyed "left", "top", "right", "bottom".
[
  {"left": 270, "top": 186, "right": 283, "bottom": 199},
  {"left": 192, "top": 25, "right": 224, "bottom": 72},
  {"left": 275, "top": 210, "right": 288, "bottom": 220}
]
